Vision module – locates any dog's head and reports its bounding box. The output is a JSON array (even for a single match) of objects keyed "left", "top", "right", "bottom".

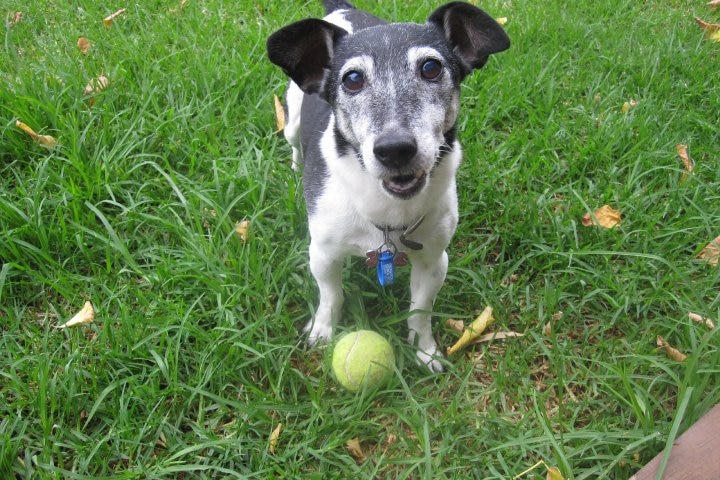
[{"left": 267, "top": 2, "right": 509, "bottom": 199}]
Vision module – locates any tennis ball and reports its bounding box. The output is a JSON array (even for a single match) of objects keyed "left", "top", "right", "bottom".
[{"left": 332, "top": 330, "right": 395, "bottom": 392}]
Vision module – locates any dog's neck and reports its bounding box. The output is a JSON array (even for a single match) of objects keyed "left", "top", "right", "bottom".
[{"left": 372, "top": 214, "right": 426, "bottom": 251}]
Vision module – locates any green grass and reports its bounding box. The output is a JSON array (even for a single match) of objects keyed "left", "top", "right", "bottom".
[{"left": 1, "top": 0, "right": 719, "bottom": 478}]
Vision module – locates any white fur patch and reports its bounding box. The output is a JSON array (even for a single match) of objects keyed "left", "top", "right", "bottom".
[{"left": 323, "top": 10, "right": 354, "bottom": 33}]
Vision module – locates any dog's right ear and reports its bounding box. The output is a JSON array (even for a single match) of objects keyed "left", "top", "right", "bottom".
[{"left": 266, "top": 19, "right": 348, "bottom": 95}]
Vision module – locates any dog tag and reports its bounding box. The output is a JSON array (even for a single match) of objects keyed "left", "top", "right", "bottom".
[
  {"left": 376, "top": 250, "right": 395, "bottom": 286},
  {"left": 365, "top": 250, "right": 379, "bottom": 268},
  {"left": 393, "top": 251, "right": 409, "bottom": 266}
]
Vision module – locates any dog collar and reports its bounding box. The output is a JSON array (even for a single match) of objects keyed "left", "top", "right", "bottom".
[
  {"left": 372, "top": 215, "right": 426, "bottom": 251},
  {"left": 366, "top": 215, "right": 425, "bottom": 287}
]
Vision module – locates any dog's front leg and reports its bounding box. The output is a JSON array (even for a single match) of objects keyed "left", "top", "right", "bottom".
[
  {"left": 408, "top": 250, "right": 448, "bottom": 372},
  {"left": 303, "top": 242, "right": 344, "bottom": 346}
]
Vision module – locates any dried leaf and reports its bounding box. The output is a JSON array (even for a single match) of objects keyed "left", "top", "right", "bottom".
[
  {"left": 447, "top": 306, "right": 494, "bottom": 355},
  {"left": 16, "top": 120, "right": 58, "bottom": 148},
  {"left": 170, "top": 0, "right": 189, "bottom": 13},
  {"left": 543, "top": 322, "right": 552, "bottom": 336},
  {"left": 695, "top": 17, "right": 720, "bottom": 41},
  {"left": 582, "top": 205, "right": 621, "bottom": 229},
  {"left": 445, "top": 318, "right": 465, "bottom": 333},
  {"left": 9, "top": 11, "right": 23, "bottom": 27},
  {"left": 656, "top": 335, "right": 687, "bottom": 362},
  {"left": 676, "top": 144, "right": 694, "bottom": 181},
  {"left": 56, "top": 301, "right": 95, "bottom": 329},
  {"left": 621, "top": 99, "right": 638, "bottom": 113},
  {"left": 84, "top": 75, "right": 110, "bottom": 95},
  {"left": 103, "top": 8, "right": 126, "bottom": 27},
  {"left": 471, "top": 330, "right": 524, "bottom": 344},
  {"left": 688, "top": 312, "right": 715, "bottom": 329},
  {"left": 77, "top": 37, "right": 91, "bottom": 54},
  {"left": 346, "top": 438, "right": 366, "bottom": 461},
  {"left": 269, "top": 423, "right": 282, "bottom": 454},
  {"left": 546, "top": 466, "right": 565, "bottom": 480},
  {"left": 235, "top": 219, "right": 250, "bottom": 242},
  {"left": 273, "top": 94, "right": 285, "bottom": 132},
  {"left": 698, "top": 235, "right": 720, "bottom": 266},
  {"left": 710, "top": 0, "right": 720, "bottom": 10},
  {"left": 495, "top": 17, "right": 508, "bottom": 26}
]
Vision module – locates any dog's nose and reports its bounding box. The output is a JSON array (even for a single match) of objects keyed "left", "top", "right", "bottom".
[{"left": 373, "top": 130, "right": 417, "bottom": 168}]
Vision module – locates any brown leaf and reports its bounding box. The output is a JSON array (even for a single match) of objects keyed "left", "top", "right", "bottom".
[
  {"left": 346, "top": 438, "right": 366, "bottom": 461},
  {"left": 470, "top": 330, "right": 524, "bottom": 345},
  {"left": 103, "top": 8, "right": 126, "bottom": 27},
  {"left": 56, "top": 301, "right": 95, "bottom": 329},
  {"left": 688, "top": 312, "right": 716, "bottom": 329},
  {"left": 273, "top": 94, "right": 285, "bottom": 132},
  {"left": 676, "top": 144, "right": 694, "bottom": 180},
  {"left": 698, "top": 235, "right": 720, "bottom": 266},
  {"left": 269, "top": 423, "right": 282, "bottom": 454},
  {"left": 235, "top": 219, "right": 250, "bottom": 242},
  {"left": 695, "top": 17, "right": 720, "bottom": 41},
  {"left": 84, "top": 75, "right": 109, "bottom": 95},
  {"left": 445, "top": 318, "right": 465, "bottom": 333},
  {"left": 581, "top": 205, "right": 621, "bottom": 229},
  {"left": 9, "top": 11, "right": 23, "bottom": 27},
  {"left": 710, "top": 0, "right": 720, "bottom": 10},
  {"left": 77, "top": 37, "right": 91, "bottom": 54},
  {"left": 656, "top": 335, "right": 687, "bottom": 362}
]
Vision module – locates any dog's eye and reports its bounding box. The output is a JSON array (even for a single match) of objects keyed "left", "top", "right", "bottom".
[
  {"left": 420, "top": 59, "right": 442, "bottom": 80},
  {"left": 342, "top": 71, "right": 365, "bottom": 92}
]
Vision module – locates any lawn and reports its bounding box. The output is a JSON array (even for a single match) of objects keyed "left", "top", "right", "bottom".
[{"left": 1, "top": 0, "right": 719, "bottom": 478}]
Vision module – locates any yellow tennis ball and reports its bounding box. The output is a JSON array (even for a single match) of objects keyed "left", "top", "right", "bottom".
[{"left": 332, "top": 330, "right": 395, "bottom": 392}]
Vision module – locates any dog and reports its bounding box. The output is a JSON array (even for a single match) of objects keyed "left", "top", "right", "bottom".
[{"left": 267, "top": 1, "right": 509, "bottom": 372}]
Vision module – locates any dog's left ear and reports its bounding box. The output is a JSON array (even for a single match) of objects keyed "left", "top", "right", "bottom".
[
  {"left": 267, "top": 19, "right": 348, "bottom": 95},
  {"left": 428, "top": 2, "right": 510, "bottom": 74}
]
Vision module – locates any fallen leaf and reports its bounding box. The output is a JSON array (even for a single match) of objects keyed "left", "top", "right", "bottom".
[
  {"left": 676, "top": 144, "right": 694, "bottom": 181},
  {"left": 16, "top": 120, "right": 58, "bottom": 148},
  {"left": 445, "top": 318, "right": 465, "bottom": 333},
  {"left": 385, "top": 433, "right": 397, "bottom": 447},
  {"left": 346, "top": 438, "right": 366, "bottom": 461},
  {"left": 84, "top": 75, "right": 110, "bottom": 95},
  {"left": 56, "top": 301, "right": 95, "bottom": 329},
  {"left": 710, "top": 0, "right": 720, "bottom": 10},
  {"left": 546, "top": 466, "right": 565, "bottom": 480},
  {"left": 695, "top": 17, "right": 720, "bottom": 41},
  {"left": 495, "top": 17, "right": 508, "bottom": 26},
  {"left": 77, "top": 37, "right": 91, "bottom": 54},
  {"left": 471, "top": 330, "right": 524, "bottom": 344},
  {"left": 447, "top": 305, "right": 494, "bottom": 355},
  {"left": 656, "top": 335, "right": 687, "bottom": 362},
  {"left": 581, "top": 205, "right": 622, "bottom": 229},
  {"left": 103, "top": 8, "right": 126, "bottom": 27},
  {"left": 269, "top": 423, "right": 282, "bottom": 454},
  {"left": 235, "top": 219, "right": 250, "bottom": 242},
  {"left": 621, "top": 99, "right": 638, "bottom": 113},
  {"left": 9, "top": 11, "right": 23, "bottom": 27},
  {"left": 170, "top": 0, "right": 189, "bottom": 13},
  {"left": 543, "top": 322, "right": 552, "bottom": 336},
  {"left": 273, "top": 94, "right": 285, "bottom": 132},
  {"left": 698, "top": 235, "right": 720, "bottom": 266},
  {"left": 688, "top": 312, "right": 715, "bottom": 329}
]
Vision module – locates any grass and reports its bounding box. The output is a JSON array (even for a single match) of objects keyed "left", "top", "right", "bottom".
[{"left": 1, "top": 0, "right": 719, "bottom": 478}]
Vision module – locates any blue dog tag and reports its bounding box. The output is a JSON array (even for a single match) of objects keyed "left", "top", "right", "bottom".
[{"left": 376, "top": 250, "right": 395, "bottom": 286}]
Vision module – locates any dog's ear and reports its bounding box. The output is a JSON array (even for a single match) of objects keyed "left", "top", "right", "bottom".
[
  {"left": 267, "top": 19, "right": 348, "bottom": 94},
  {"left": 428, "top": 2, "right": 510, "bottom": 73}
]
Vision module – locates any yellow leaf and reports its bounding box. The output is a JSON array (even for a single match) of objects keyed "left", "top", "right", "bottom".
[
  {"left": 56, "top": 301, "right": 95, "bottom": 329},
  {"left": 676, "top": 144, "right": 693, "bottom": 181},
  {"left": 656, "top": 335, "right": 687, "bottom": 362},
  {"left": 621, "top": 99, "right": 638, "bottom": 113},
  {"left": 77, "top": 37, "right": 91, "bottom": 54},
  {"left": 447, "top": 306, "right": 494, "bottom": 355},
  {"left": 235, "top": 219, "right": 251, "bottom": 242},
  {"left": 495, "top": 17, "right": 508, "bottom": 26},
  {"left": 546, "top": 466, "right": 565, "bottom": 480},
  {"left": 273, "top": 94, "right": 285, "bottom": 132},
  {"left": 698, "top": 235, "right": 720, "bottom": 266},
  {"left": 84, "top": 75, "right": 110, "bottom": 95},
  {"left": 688, "top": 312, "right": 715, "bottom": 330},
  {"left": 269, "top": 423, "right": 282, "bottom": 454},
  {"left": 16, "top": 120, "right": 58, "bottom": 148},
  {"left": 103, "top": 8, "right": 126, "bottom": 27},
  {"left": 695, "top": 17, "right": 720, "bottom": 42},
  {"left": 581, "top": 205, "right": 622, "bottom": 229},
  {"left": 346, "top": 438, "right": 366, "bottom": 461}
]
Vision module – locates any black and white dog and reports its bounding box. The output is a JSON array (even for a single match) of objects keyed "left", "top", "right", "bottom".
[{"left": 267, "top": 1, "right": 509, "bottom": 371}]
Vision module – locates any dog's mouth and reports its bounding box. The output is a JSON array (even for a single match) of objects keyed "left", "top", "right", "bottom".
[{"left": 382, "top": 171, "right": 427, "bottom": 198}]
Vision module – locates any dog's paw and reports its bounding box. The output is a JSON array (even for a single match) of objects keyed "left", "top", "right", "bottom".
[
  {"left": 303, "top": 319, "right": 333, "bottom": 347},
  {"left": 415, "top": 347, "right": 445, "bottom": 373}
]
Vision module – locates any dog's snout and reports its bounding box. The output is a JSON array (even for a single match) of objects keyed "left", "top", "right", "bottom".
[{"left": 373, "top": 130, "right": 417, "bottom": 168}]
